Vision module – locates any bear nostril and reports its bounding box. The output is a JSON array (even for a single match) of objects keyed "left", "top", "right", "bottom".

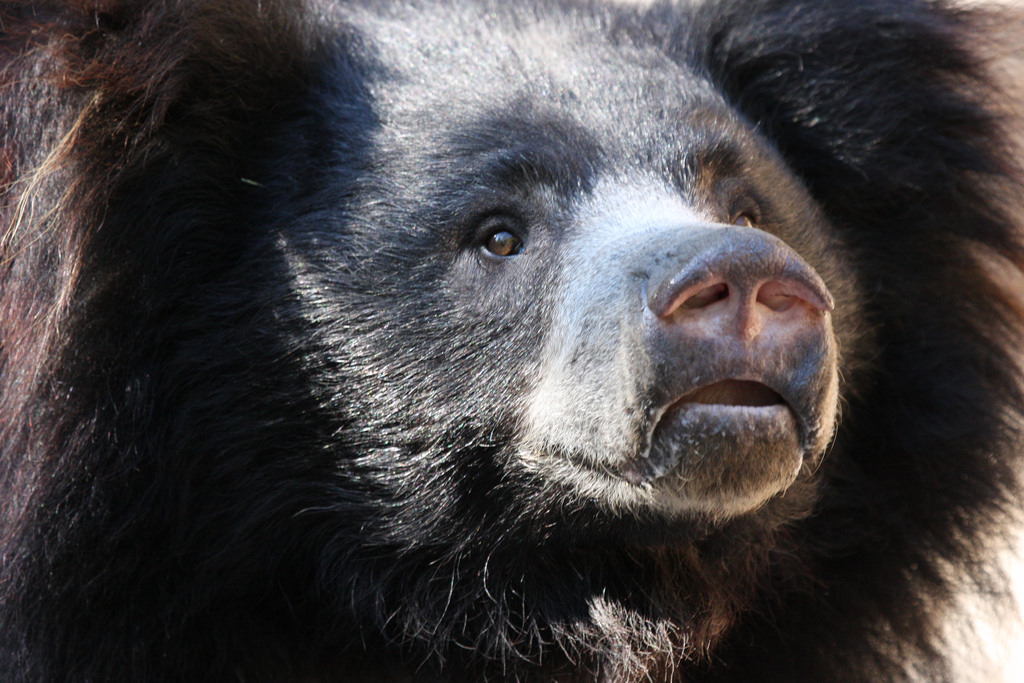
[
  {"left": 754, "top": 280, "right": 828, "bottom": 314},
  {"left": 680, "top": 283, "right": 729, "bottom": 310}
]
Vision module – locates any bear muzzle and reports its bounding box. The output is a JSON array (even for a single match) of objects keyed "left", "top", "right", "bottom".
[{"left": 625, "top": 224, "right": 839, "bottom": 515}]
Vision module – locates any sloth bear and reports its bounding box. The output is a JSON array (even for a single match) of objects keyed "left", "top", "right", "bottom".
[{"left": 2, "top": 0, "right": 1023, "bottom": 680}]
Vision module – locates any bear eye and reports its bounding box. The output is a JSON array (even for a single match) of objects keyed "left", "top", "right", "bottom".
[
  {"left": 484, "top": 229, "right": 524, "bottom": 257},
  {"left": 733, "top": 213, "right": 757, "bottom": 228}
]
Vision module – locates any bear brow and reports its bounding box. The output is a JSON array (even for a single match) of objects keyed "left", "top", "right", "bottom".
[
  {"left": 486, "top": 148, "right": 589, "bottom": 194},
  {"left": 691, "top": 138, "right": 747, "bottom": 178},
  {"left": 665, "top": 136, "right": 752, "bottom": 194},
  {"left": 446, "top": 113, "right": 602, "bottom": 197}
]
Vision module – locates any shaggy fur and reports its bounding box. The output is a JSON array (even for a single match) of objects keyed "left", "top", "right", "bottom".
[{"left": 2, "top": 0, "right": 1023, "bottom": 681}]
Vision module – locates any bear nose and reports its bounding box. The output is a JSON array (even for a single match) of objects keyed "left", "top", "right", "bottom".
[{"left": 647, "top": 226, "right": 833, "bottom": 341}]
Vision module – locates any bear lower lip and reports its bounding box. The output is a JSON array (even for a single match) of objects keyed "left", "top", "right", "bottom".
[{"left": 621, "top": 400, "right": 804, "bottom": 510}]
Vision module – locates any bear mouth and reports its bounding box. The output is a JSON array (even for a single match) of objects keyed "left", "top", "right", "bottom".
[
  {"left": 617, "top": 378, "right": 805, "bottom": 513},
  {"left": 677, "top": 379, "right": 784, "bottom": 408}
]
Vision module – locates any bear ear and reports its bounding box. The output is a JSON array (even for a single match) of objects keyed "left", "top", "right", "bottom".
[{"left": 658, "top": 0, "right": 1019, "bottom": 248}]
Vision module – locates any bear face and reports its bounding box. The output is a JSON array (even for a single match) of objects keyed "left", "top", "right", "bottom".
[
  {"left": 1, "top": 1, "right": 1022, "bottom": 681},
  {"left": 284, "top": 6, "right": 855, "bottom": 525}
]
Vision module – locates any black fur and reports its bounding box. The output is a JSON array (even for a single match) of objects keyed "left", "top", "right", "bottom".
[{"left": 1, "top": 0, "right": 1022, "bottom": 681}]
